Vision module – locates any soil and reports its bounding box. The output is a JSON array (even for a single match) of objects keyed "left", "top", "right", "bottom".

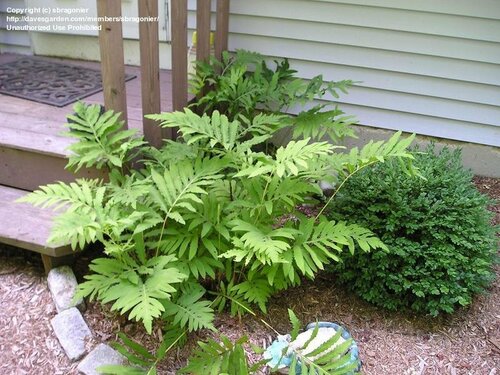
[{"left": 0, "top": 176, "right": 498, "bottom": 375}]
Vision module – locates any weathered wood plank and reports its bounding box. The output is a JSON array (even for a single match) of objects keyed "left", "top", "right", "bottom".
[
  {"left": 96, "top": 0, "right": 128, "bottom": 125},
  {"left": 138, "top": 0, "right": 164, "bottom": 148},
  {"left": 215, "top": 0, "right": 230, "bottom": 61},
  {"left": 196, "top": 0, "right": 212, "bottom": 63},
  {"left": 171, "top": 0, "right": 188, "bottom": 117},
  {"left": 0, "top": 128, "right": 106, "bottom": 190},
  {"left": 0, "top": 127, "right": 73, "bottom": 157},
  {"left": 0, "top": 146, "right": 106, "bottom": 191},
  {"left": 0, "top": 185, "right": 73, "bottom": 257}
]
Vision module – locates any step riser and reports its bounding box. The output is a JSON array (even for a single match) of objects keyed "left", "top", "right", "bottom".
[{"left": 0, "top": 146, "right": 106, "bottom": 191}]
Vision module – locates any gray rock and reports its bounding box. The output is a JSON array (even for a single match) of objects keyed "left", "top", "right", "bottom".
[
  {"left": 77, "top": 344, "right": 127, "bottom": 375},
  {"left": 47, "top": 266, "right": 85, "bottom": 312},
  {"left": 51, "top": 307, "right": 92, "bottom": 361},
  {"left": 319, "top": 180, "right": 335, "bottom": 197}
]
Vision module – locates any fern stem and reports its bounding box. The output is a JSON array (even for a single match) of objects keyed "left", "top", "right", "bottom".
[
  {"left": 212, "top": 291, "right": 280, "bottom": 336},
  {"left": 315, "top": 160, "right": 378, "bottom": 220},
  {"left": 155, "top": 215, "right": 169, "bottom": 257}
]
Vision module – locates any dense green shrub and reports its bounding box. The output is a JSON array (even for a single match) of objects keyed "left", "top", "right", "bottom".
[{"left": 327, "top": 145, "right": 498, "bottom": 316}]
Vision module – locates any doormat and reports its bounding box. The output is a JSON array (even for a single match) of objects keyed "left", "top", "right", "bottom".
[{"left": 0, "top": 56, "right": 135, "bottom": 107}]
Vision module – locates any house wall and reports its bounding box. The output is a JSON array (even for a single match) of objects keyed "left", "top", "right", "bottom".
[
  {"left": 187, "top": 0, "right": 500, "bottom": 148},
  {"left": 3, "top": 0, "right": 499, "bottom": 172},
  {"left": 0, "top": 0, "right": 32, "bottom": 54},
  {"left": 22, "top": 0, "right": 172, "bottom": 68}
]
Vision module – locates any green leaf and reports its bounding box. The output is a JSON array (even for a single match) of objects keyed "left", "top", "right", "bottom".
[{"left": 288, "top": 309, "right": 301, "bottom": 340}]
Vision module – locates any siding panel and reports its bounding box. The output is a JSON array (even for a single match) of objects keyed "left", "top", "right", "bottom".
[
  {"left": 188, "top": 0, "right": 500, "bottom": 43},
  {"left": 187, "top": 0, "right": 500, "bottom": 146},
  {"left": 0, "top": 0, "right": 31, "bottom": 54}
]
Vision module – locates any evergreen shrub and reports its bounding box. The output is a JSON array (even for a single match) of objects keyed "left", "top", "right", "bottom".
[{"left": 327, "top": 145, "right": 498, "bottom": 315}]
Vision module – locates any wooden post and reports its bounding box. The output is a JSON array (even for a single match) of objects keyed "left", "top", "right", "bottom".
[
  {"left": 196, "top": 0, "right": 211, "bottom": 63},
  {"left": 138, "top": 0, "right": 164, "bottom": 147},
  {"left": 171, "top": 0, "right": 188, "bottom": 115},
  {"left": 96, "top": 0, "right": 128, "bottom": 125},
  {"left": 215, "top": 0, "right": 229, "bottom": 61}
]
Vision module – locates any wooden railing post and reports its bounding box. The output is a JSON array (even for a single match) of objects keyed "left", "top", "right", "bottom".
[
  {"left": 196, "top": 0, "right": 211, "bottom": 63},
  {"left": 138, "top": 0, "right": 164, "bottom": 147},
  {"left": 96, "top": 0, "right": 128, "bottom": 125},
  {"left": 171, "top": 0, "right": 188, "bottom": 116},
  {"left": 215, "top": 0, "right": 230, "bottom": 61}
]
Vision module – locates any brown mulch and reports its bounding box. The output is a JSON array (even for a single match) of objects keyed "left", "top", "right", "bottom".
[{"left": 0, "top": 175, "right": 498, "bottom": 374}]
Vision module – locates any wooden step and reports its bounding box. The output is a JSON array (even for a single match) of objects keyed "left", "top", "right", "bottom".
[
  {"left": 0, "top": 184, "right": 75, "bottom": 273},
  {"left": 0, "top": 127, "right": 105, "bottom": 191}
]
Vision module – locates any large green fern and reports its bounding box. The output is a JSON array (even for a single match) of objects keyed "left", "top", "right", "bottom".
[{"left": 21, "top": 49, "right": 418, "bottom": 350}]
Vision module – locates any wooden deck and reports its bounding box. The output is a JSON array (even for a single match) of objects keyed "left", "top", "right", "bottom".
[
  {"left": 0, "top": 53, "right": 175, "bottom": 272},
  {"left": 0, "top": 53, "right": 174, "bottom": 138}
]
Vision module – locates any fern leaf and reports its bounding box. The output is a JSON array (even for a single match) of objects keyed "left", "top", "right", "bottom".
[
  {"left": 162, "top": 288, "right": 215, "bottom": 332},
  {"left": 232, "top": 277, "right": 273, "bottom": 313},
  {"left": 288, "top": 309, "right": 301, "bottom": 340},
  {"left": 148, "top": 109, "right": 241, "bottom": 151},
  {"left": 339, "top": 131, "right": 416, "bottom": 174},
  {"left": 290, "top": 105, "right": 357, "bottom": 142},
  {"left": 228, "top": 220, "right": 299, "bottom": 265},
  {"left": 65, "top": 102, "right": 144, "bottom": 171},
  {"left": 180, "top": 335, "right": 252, "bottom": 375},
  {"left": 149, "top": 158, "right": 224, "bottom": 225},
  {"left": 77, "top": 255, "right": 186, "bottom": 333},
  {"left": 17, "top": 179, "right": 104, "bottom": 212}
]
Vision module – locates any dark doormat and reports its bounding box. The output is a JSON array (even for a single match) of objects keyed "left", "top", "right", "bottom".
[{"left": 0, "top": 56, "right": 135, "bottom": 107}]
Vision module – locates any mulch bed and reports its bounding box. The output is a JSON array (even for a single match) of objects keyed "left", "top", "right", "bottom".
[{"left": 0, "top": 176, "right": 498, "bottom": 374}]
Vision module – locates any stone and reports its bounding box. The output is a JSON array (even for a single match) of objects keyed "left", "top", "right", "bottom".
[
  {"left": 77, "top": 344, "right": 127, "bottom": 375},
  {"left": 47, "top": 265, "right": 85, "bottom": 312},
  {"left": 51, "top": 307, "right": 92, "bottom": 361}
]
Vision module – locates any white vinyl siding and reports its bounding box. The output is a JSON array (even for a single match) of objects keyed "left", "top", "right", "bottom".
[
  {"left": 0, "top": 0, "right": 32, "bottom": 54},
  {"left": 188, "top": 0, "right": 500, "bottom": 147}
]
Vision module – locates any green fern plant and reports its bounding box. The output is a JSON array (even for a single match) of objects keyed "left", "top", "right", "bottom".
[
  {"left": 98, "top": 328, "right": 187, "bottom": 374},
  {"left": 190, "top": 49, "right": 357, "bottom": 142},
  {"left": 20, "top": 50, "right": 417, "bottom": 343}
]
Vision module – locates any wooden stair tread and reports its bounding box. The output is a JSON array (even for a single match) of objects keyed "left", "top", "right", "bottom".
[
  {"left": 0, "top": 127, "right": 74, "bottom": 158},
  {"left": 0, "top": 185, "right": 73, "bottom": 257}
]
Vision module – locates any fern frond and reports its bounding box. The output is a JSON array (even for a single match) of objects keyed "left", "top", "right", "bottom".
[
  {"left": 18, "top": 179, "right": 108, "bottom": 249},
  {"left": 288, "top": 309, "right": 301, "bottom": 340},
  {"left": 211, "top": 281, "right": 253, "bottom": 316},
  {"left": 290, "top": 105, "right": 357, "bottom": 142},
  {"left": 239, "top": 112, "right": 287, "bottom": 137},
  {"left": 100, "top": 328, "right": 187, "bottom": 375},
  {"left": 77, "top": 255, "right": 186, "bottom": 333},
  {"left": 149, "top": 158, "right": 224, "bottom": 225},
  {"left": 235, "top": 139, "right": 334, "bottom": 179},
  {"left": 107, "top": 171, "right": 151, "bottom": 209},
  {"left": 141, "top": 140, "right": 199, "bottom": 169},
  {"left": 148, "top": 109, "right": 240, "bottom": 151},
  {"left": 275, "top": 139, "right": 334, "bottom": 177},
  {"left": 180, "top": 335, "right": 252, "bottom": 375},
  {"left": 232, "top": 276, "right": 273, "bottom": 313},
  {"left": 65, "top": 102, "right": 145, "bottom": 171},
  {"left": 339, "top": 131, "right": 416, "bottom": 174},
  {"left": 17, "top": 179, "right": 104, "bottom": 212},
  {"left": 226, "top": 220, "right": 299, "bottom": 265},
  {"left": 288, "top": 216, "right": 385, "bottom": 280},
  {"left": 162, "top": 284, "right": 215, "bottom": 332},
  {"left": 49, "top": 210, "right": 101, "bottom": 250}
]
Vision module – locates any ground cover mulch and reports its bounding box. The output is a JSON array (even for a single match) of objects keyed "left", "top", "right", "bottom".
[{"left": 0, "top": 176, "right": 498, "bottom": 374}]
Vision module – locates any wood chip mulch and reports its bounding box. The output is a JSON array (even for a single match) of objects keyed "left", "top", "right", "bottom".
[{"left": 0, "top": 176, "right": 498, "bottom": 374}]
